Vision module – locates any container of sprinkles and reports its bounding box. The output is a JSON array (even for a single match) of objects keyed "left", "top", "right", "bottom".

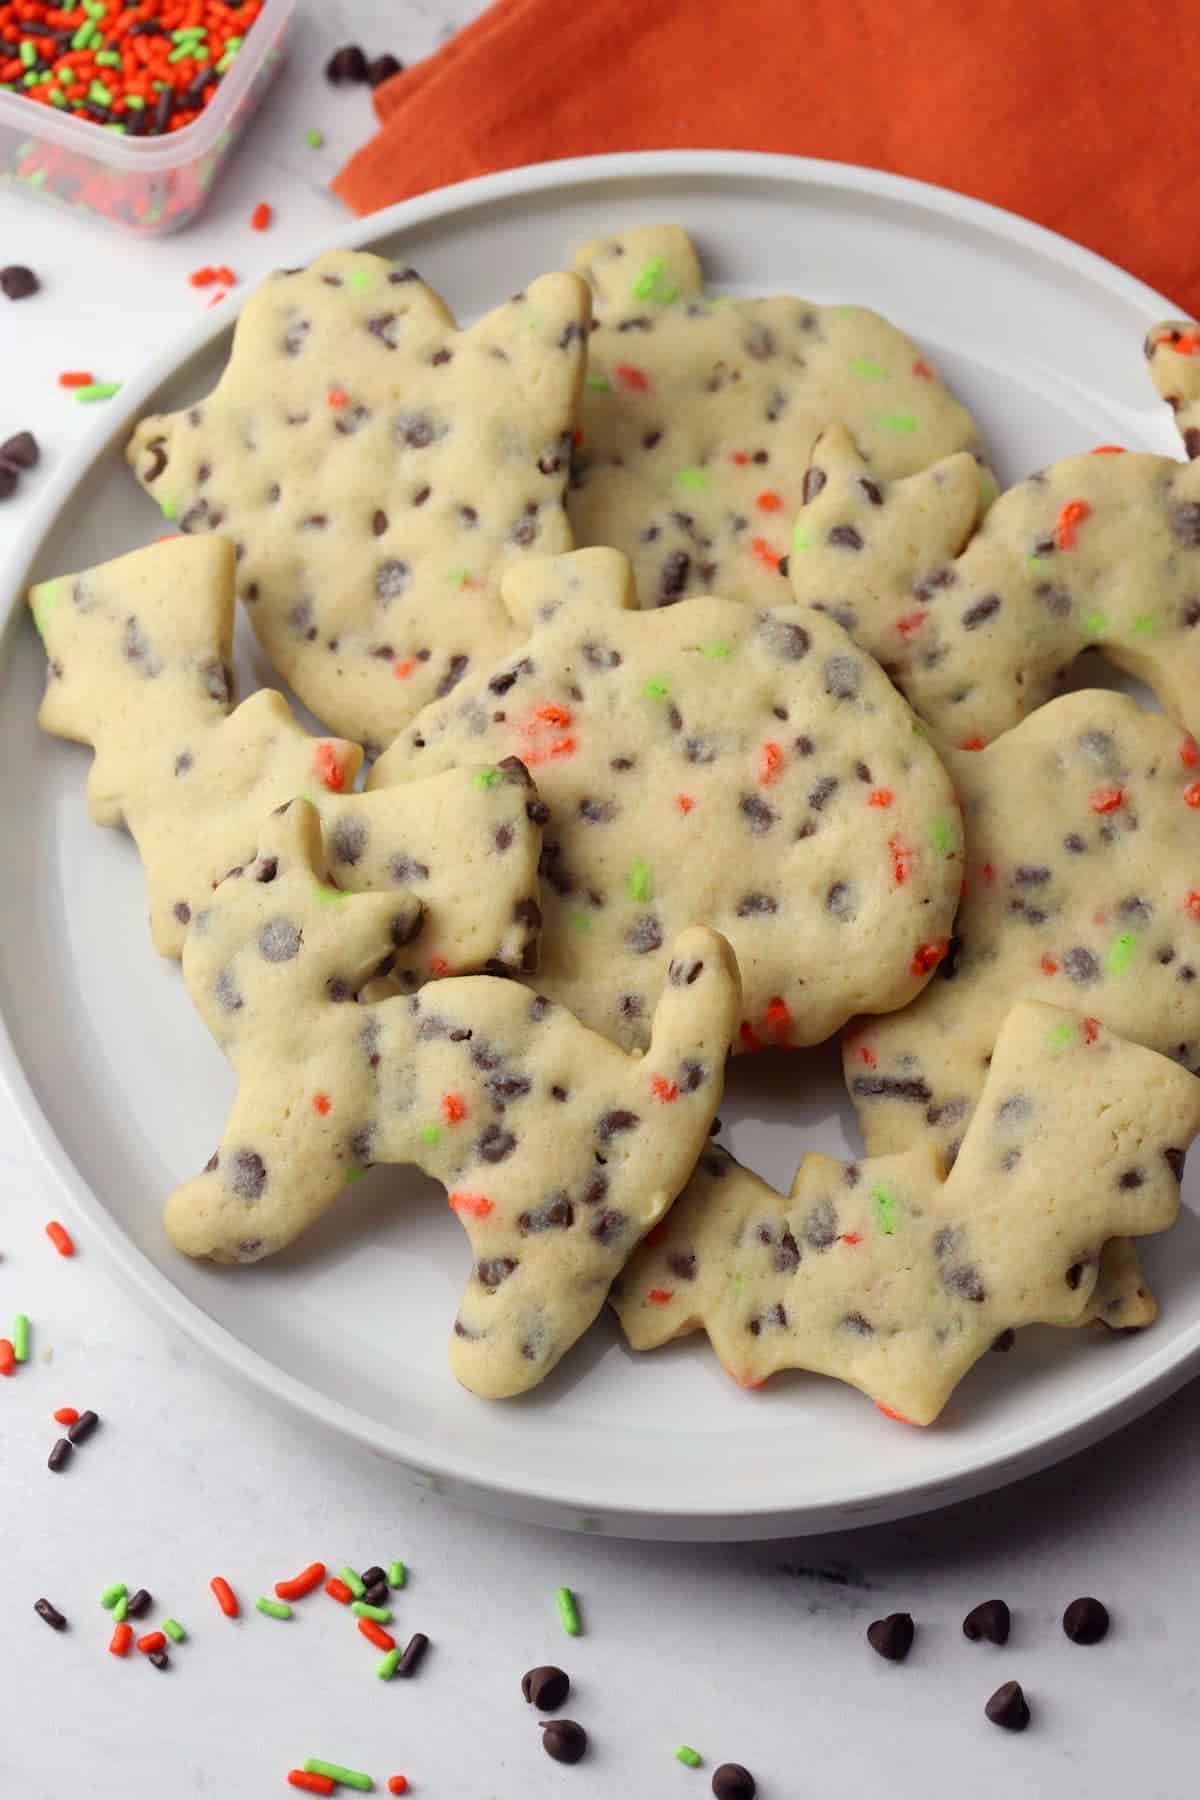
[{"left": 0, "top": 0, "right": 295, "bottom": 235}]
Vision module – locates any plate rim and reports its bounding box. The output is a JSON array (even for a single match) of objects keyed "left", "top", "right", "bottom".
[{"left": 3, "top": 147, "right": 1197, "bottom": 1538}]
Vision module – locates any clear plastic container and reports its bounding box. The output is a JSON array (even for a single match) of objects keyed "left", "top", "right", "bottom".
[{"left": 0, "top": 0, "right": 295, "bottom": 235}]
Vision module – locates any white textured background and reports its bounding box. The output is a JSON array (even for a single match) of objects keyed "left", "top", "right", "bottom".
[{"left": 2, "top": 5, "right": 1199, "bottom": 1796}]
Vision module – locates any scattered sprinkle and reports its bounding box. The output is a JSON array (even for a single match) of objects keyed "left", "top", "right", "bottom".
[
  {"left": 250, "top": 202, "right": 273, "bottom": 231},
  {"left": 359, "top": 1617, "right": 396, "bottom": 1651},
  {"left": 52, "top": 1407, "right": 79, "bottom": 1426},
  {"left": 305, "top": 128, "right": 325, "bottom": 149},
  {"left": 325, "top": 1576, "right": 354, "bottom": 1605},
  {"left": 386, "top": 1780, "right": 409, "bottom": 1797},
  {"left": 210, "top": 1575, "right": 239, "bottom": 1618},
  {"left": 387, "top": 1561, "right": 406, "bottom": 1589},
  {"left": 352, "top": 1600, "right": 392, "bottom": 1623},
  {"left": 162, "top": 1617, "right": 186, "bottom": 1643},
  {"left": 289, "top": 1775, "right": 335, "bottom": 1796},
  {"left": 47, "top": 1438, "right": 72, "bottom": 1473},
  {"left": 136, "top": 1630, "right": 167, "bottom": 1654},
  {"left": 377, "top": 1647, "right": 402, "bottom": 1680},
  {"left": 256, "top": 1596, "right": 292, "bottom": 1620},
  {"left": 109, "top": 1621, "right": 132, "bottom": 1656},
  {"left": 676, "top": 1745, "right": 703, "bottom": 1768},
  {"left": 303, "top": 1760, "right": 372, "bottom": 1792},
  {"left": 397, "top": 1631, "right": 430, "bottom": 1677},
  {"left": 339, "top": 1566, "right": 366, "bottom": 1599},
  {"left": 0, "top": 1341, "right": 13, "bottom": 1377},
  {"left": 556, "top": 1586, "right": 582, "bottom": 1637},
  {"left": 275, "top": 1563, "right": 326, "bottom": 1602},
  {"left": 73, "top": 383, "right": 121, "bottom": 404},
  {"left": 45, "top": 1220, "right": 74, "bottom": 1256},
  {"left": 57, "top": 371, "right": 94, "bottom": 388},
  {"left": 13, "top": 1314, "right": 30, "bottom": 1362}
]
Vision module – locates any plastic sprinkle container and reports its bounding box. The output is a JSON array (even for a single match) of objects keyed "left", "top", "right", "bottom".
[{"left": 0, "top": 0, "right": 294, "bottom": 235}]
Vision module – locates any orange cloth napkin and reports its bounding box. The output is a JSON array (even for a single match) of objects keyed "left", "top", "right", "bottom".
[{"left": 333, "top": 0, "right": 1199, "bottom": 314}]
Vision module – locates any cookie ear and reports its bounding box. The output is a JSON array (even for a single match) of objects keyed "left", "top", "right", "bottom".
[
  {"left": 572, "top": 224, "right": 704, "bottom": 311},
  {"left": 643, "top": 927, "right": 741, "bottom": 1098},
  {"left": 498, "top": 545, "right": 640, "bottom": 633},
  {"left": 1144, "top": 320, "right": 1200, "bottom": 460}
]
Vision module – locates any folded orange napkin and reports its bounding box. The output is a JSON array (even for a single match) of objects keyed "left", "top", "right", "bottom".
[{"left": 334, "top": 0, "right": 1199, "bottom": 314}]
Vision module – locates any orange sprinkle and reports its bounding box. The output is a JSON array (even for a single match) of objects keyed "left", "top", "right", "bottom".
[
  {"left": 208, "top": 293, "right": 226, "bottom": 309},
  {"left": 109, "top": 1622, "right": 133, "bottom": 1657},
  {"left": 1186, "top": 784, "right": 1200, "bottom": 809},
  {"left": 210, "top": 1576, "right": 238, "bottom": 1619},
  {"left": 1054, "top": 498, "right": 1092, "bottom": 550},
  {"left": 647, "top": 1288, "right": 674, "bottom": 1305},
  {"left": 188, "top": 265, "right": 217, "bottom": 287},
  {"left": 738, "top": 1021, "right": 761, "bottom": 1052},
  {"left": 755, "top": 490, "right": 783, "bottom": 512},
  {"left": 982, "top": 862, "right": 996, "bottom": 885},
  {"left": 910, "top": 941, "right": 947, "bottom": 976},
  {"left": 324, "top": 1577, "right": 353, "bottom": 1605},
  {"left": 1041, "top": 952, "right": 1059, "bottom": 975},
  {"left": 523, "top": 735, "right": 576, "bottom": 766},
  {"left": 312, "top": 1094, "right": 331, "bottom": 1116},
  {"left": 53, "top": 1407, "right": 79, "bottom": 1425},
  {"left": 1161, "top": 330, "right": 1200, "bottom": 355},
  {"left": 45, "top": 1220, "right": 74, "bottom": 1256},
  {"left": 213, "top": 266, "right": 236, "bottom": 286},
  {"left": 676, "top": 794, "right": 695, "bottom": 814},
  {"left": 1181, "top": 735, "right": 1199, "bottom": 769},
  {"left": 889, "top": 836, "right": 913, "bottom": 886},
  {"left": 250, "top": 202, "right": 273, "bottom": 231},
  {"left": 358, "top": 1617, "right": 396, "bottom": 1652},
  {"left": 531, "top": 702, "right": 573, "bottom": 728},
  {"left": 1090, "top": 786, "right": 1123, "bottom": 813},
  {"left": 274, "top": 1563, "right": 326, "bottom": 1602},
  {"left": 959, "top": 736, "right": 986, "bottom": 751},
  {"left": 441, "top": 1092, "right": 467, "bottom": 1125},
  {"left": 0, "top": 1340, "right": 13, "bottom": 1377},
  {"left": 57, "top": 370, "right": 94, "bottom": 388},
  {"left": 867, "top": 788, "right": 894, "bottom": 808},
  {"left": 615, "top": 363, "right": 650, "bottom": 391},
  {"left": 876, "top": 1402, "right": 917, "bottom": 1424},
  {"left": 448, "top": 1191, "right": 493, "bottom": 1219},
  {"left": 1187, "top": 891, "right": 1200, "bottom": 921},
  {"left": 764, "top": 996, "right": 792, "bottom": 1034},
  {"left": 388, "top": 1780, "right": 410, "bottom": 1797},
  {"left": 1090, "top": 444, "right": 1126, "bottom": 454},
  {"left": 1083, "top": 1017, "right": 1101, "bottom": 1042},
  {"left": 137, "top": 1631, "right": 166, "bottom": 1655},
  {"left": 393, "top": 658, "right": 416, "bottom": 680},
  {"left": 731, "top": 450, "right": 750, "bottom": 465},
  {"left": 759, "top": 741, "right": 784, "bottom": 785},
  {"left": 651, "top": 1076, "right": 679, "bottom": 1103},
  {"left": 840, "top": 1232, "right": 863, "bottom": 1247},
  {"left": 430, "top": 956, "right": 450, "bottom": 977},
  {"left": 895, "top": 609, "right": 928, "bottom": 636},
  {"left": 750, "top": 536, "right": 781, "bottom": 571},
  {"left": 856, "top": 1045, "right": 877, "bottom": 1067},
  {"left": 314, "top": 740, "right": 346, "bottom": 792},
  {"left": 912, "top": 358, "right": 933, "bottom": 379},
  {"left": 327, "top": 387, "right": 350, "bottom": 409}
]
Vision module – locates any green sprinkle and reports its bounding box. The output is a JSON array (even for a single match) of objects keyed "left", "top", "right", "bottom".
[
  {"left": 71, "top": 19, "right": 96, "bottom": 49},
  {"left": 676, "top": 1746, "right": 703, "bottom": 1768},
  {"left": 570, "top": 912, "right": 592, "bottom": 935},
  {"left": 1084, "top": 609, "right": 1109, "bottom": 638},
  {"left": 171, "top": 24, "right": 206, "bottom": 39},
  {"left": 556, "top": 1586, "right": 581, "bottom": 1637},
  {"left": 695, "top": 640, "right": 730, "bottom": 658},
  {"left": 675, "top": 466, "right": 709, "bottom": 490},
  {"left": 347, "top": 269, "right": 372, "bottom": 293},
  {"left": 162, "top": 1618, "right": 186, "bottom": 1643},
  {"left": 123, "top": 93, "right": 145, "bottom": 108},
  {"left": 30, "top": 583, "right": 62, "bottom": 640},
  {"left": 627, "top": 860, "right": 653, "bottom": 903},
  {"left": 341, "top": 1167, "right": 366, "bottom": 1185},
  {"left": 303, "top": 1762, "right": 372, "bottom": 1792},
  {"left": 850, "top": 354, "right": 887, "bottom": 380},
  {"left": 630, "top": 256, "right": 679, "bottom": 304},
  {"left": 256, "top": 1596, "right": 292, "bottom": 1620},
  {"left": 878, "top": 412, "right": 918, "bottom": 434},
  {"left": 472, "top": 767, "right": 501, "bottom": 788},
  {"left": 929, "top": 815, "right": 956, "bottom": 855},
  {"left": 872, "top": 1187, "right": 898, "bottom": 1236},
  {"left": 387, "top": 1561, "right": 406, "bottom": 1589},
  {"left": 339, "top": 1566, "right": 366, "bottom": 1599},
  {"left": 834, "top": 304, "right": 859, "bottom": 317},
  {"left": 305, "top": 128, "right": 325, "bottom": 149},
  {"left": 352, "top": 1600, "right": 392, "bottom": 1623},
  {"left": 100, "top": 1582, "right": 126, "bottom": 1610},
  {"left": 74, "top": 382, "right": 121, "bottom": 404},
  {"left": 102, "top": 123, "right": 127, "bottom": 134},
  {"left": 111, "top": 1594, "right": 128, "bottom": 1623},
  {"left": 166, "top": 41, "right": 195, "bottom": 63},
  {"left": 584, "top": 371, "right": 611, "bottom": 391},
  {"left": 47, "top": 88, "right": 66, "bottom": 106},
  {"left": 315, "top": 884, "right": 349, "bottom": 907},
  {"left": 191, "top": 44, "right": 210, "bottom": 62},
  {"left": 87, "top": 77, "right": 112, "bottom": 102},
  {"left": 642, "top": 678, "right": 670, "bottom": 700},
  {"left": 94, "top": 49, "right": 121, "bottom": 66},
  {"left": 158, "top": 496, "right": 178, "bottom": 520},
  {"left": 20, "top": 70, "right": 40, "bottom": 86},
  {"left": 791, "top": 525, "right": 815, "bottom": 552},
  {"left": 1107, "top": 931, "right": 1137, "bottom": 975},
  {"left": 1134, "top": 613, "right": 1157, "bottom": 636},
  {"left": 419, "top": 1124, "right": 441, "bottom": 1147},
  {"left": 447, "top": 568, "right": 473, "bottom": 586},
  {"left": 216, "top": 48, "right": 236, "bottom": 72},
  {"left": 19, "top": 40, "right": 37, "bottom": 68},
  {"left": 377, "top": 1647, "right": 401, "bottom": 1679},
  {"left": 12, "top": 1315, "right": 29, "bottom": 1363},
  {"left": 1049, "top": 1021, "right": 1078, "bottom": 1049}
]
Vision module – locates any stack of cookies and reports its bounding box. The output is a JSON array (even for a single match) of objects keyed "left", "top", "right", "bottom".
[{"left": 27, "top": 226, "right": 1200, "bottom": 1423}]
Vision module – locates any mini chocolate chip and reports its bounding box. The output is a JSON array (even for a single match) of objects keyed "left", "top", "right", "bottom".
[
  {"left": 1, "top": 430, "right": 38, "bottom": 468},
  {"left": 712, "top": 1763, "right": 757, "bottom": 1800},
  {"left": 540, "top": 1721, "right": 588, "bottom": 1765},
  {"left": 867, "top": 1613, "right": 914, "bottom": 1662},
  {"left": 962, "top": 593, "right": 1002, "bottom": 629},
  {"left": 362, "top": 1581, "right": 389, "bottom": 1608},
  {"left": 828, "top": 523, "right": 864, "bottom": 550},
  {"left": 0, "top": 464, "right": 17, "bottom": 501},
  {"left": 990, "top": 1328, "right": 1016, "bottom": 1352},
  {"left": 1062, "top": 1596, "right": 1109, "bottom": 1644},
  {"left": 985, "top": 1680, "right": 1030, "bottom": 1731},
  {"left": 126, "top": 1588, "right": 152, "bottom": 1618},
  {"left": 34, "top": 1598, "right": 67, "bottom": 1630},
  {"left": 1165, "top": 1147, "right": 1187, "bottom": 1181},
  {"left": 325, "top": 43, "right": 368, "bottom": 82},
  {"left": 477, "top": 1257, "right": 518, "bottom": 1289},
  {"left": 523, "top": 1665, "right": 571, "bottom": 1709},
  {"left": 1, "top": 265, "right": 38, "bottom": 300},
  {"left": 231, "top": 1150, "right": 266, "bottom": 1200},
  {"left": 258, "top": 918, "right": 301, "bottom": 962},
  {"left": 47, "top": 1437, "right": 72, "bottom": 1473},
  {"left": 148, "top": 1650, "right": 170, "bottom": 1670},
  {"left": 963, "top": 1599, "right": 1011, "bottom": 1644},
  {"left": 366, "top": 52, "right": 404, "bottom": 85}
]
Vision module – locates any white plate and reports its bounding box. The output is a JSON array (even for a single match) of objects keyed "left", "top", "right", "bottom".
[{"left": 3, "top": 151, "right": 1198, "bottom": 1541}]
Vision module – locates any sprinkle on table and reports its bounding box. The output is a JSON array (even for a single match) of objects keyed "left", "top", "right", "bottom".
[
  {"left": 126, "top": 1589, "right": 152, "bottom": 1619},
  {"left": 338, "top": 1565, "right": 366, "bottom": 1599},
  {"left": 100, "top": 1582, "right": 127, "bottom": 1610},
  {"left": 302, "top": 1760, "right": 373, "bottom": 1793},
  {"left": 305, "top": 127, "right": 325, "bottom": 149},
  {"left": 325, "top": 1576, "right": 354, "bottom": 1605},
  {"left": 377, "top": 1647, "right": 401, "bottom": 1680},
  {"left": 358, "top": 1617, "right": 395, "bottom": 1652},
  {"left": 386, "top": 1780, "right": 409, "bottom": 1797},
  {"left": 250, "top": 201, "right": 273, "bottom": 231},
  {"left": 111, "top": 1594, "right": 128, "bottom": 1623},
  {"left": 556, "top": 1586, "right": 582, "bottom": 1636},
  {"left": 12, "top": 1313, "right": 30, "bottom": 1362},
  {"left": 0, "top": 1340, "right": 13, "bottom": 1377},
  {"left": 47, "top": 1438, "right": 72, "bottom": 1473},
  {"left": 256, "top": 1596, "right": 292, "bottom": 1621},
  {"left": 74, "top": 382, "right": 122, "bottom": 404},
  {"left": 53, "top": 1407, "right": 79, "bottom": 1426},
  {"left": 109, "top": 1621, "right": 132, "bottom": 1656},
  {"left": 162, "top": 1617, "right": 186, "bottom": 1643},
  {"left": 58, "top": 371, "right": 94, "bottom": 389},
  {"left": 386, "top": 1561, "right": 406, "bottom": 1589},
  {"left": 45, "top": 1220, "right": 75, "bottom": 1256},
  {"left": 209, "top": 1575, "right": 239, "bottom": 1618},
  {"left": 676, "top": 1745, "right": 704, "bottom": 1768},
  {"left": 351, "top": 1600, "right": 391, "bottom": 1623},
  {"left": 288, "top": 1776, "right": 335, "bottom": 1796},
  {"left": 136, "top": 1630, "right": 166, "bottom": 1655},
  {"left": 275, "top": 1562, "right": 326, "bottom": 1602}
]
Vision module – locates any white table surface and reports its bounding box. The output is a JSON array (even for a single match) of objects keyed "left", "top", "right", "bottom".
[{"left": 3, "top": 5, "right": 1199, "bottom": 1796}]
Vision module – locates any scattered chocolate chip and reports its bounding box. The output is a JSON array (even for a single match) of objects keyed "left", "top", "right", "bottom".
[
  {"left": 66, "top": 1409, "right": 99, "bottom": 1445},
  {"left": 963, "top": 1599, "right": 1011, "bottom": 1645},
  {"left": 34, "top": 1597, "right": 67, "bottom": 1630},
  {"left": 397, "top": 1631, "right": 429, "bottom": 1677},
  {"left": 522, "top": 1664, "right": 570, "bottom": 1709},
  {"left": 1, "top": 265, "right": 39, "bottom": 301},
  {"left": 985, "top": 1680, "right": 1030, "bottom": 1731},
  {"left": 0, "top": 464, "right": 17, "bottom": 501},
  {"left": 47, "top": 1438, "right": 72, "bottom": 1473},
  {"left": 366, "top": 52, "right": 404, "bottom": 86},
  {"left": 867, "top": 1612, "right": 914, "bottom": 1662},
  {"left": 360, "top": 1566, "right": 386, "bottom": 1589},
  {"left": 1, "top": 430, "right": 39, "bottom": 468},
  {"left": 712, "top": 1765, "right": 756, "bottom": 1800},
  {"left": 126, "top": 1588, "right": 152, "bottom": 1618},
  {"left": 362, "top": 1581, "right": 390, "bottom": 1608},
  {"left": 148, "top": 1649, "right": 170, "bottom": 1670},
  {"left": 325, "top": 43, "right": 368, "bottom": 82},
  {"left": 1062, "top": 1596, "right": 1109, "bottom": 1644},
  {"left": 540, "top": 1720, "right": 588, "bottom": 1764}
]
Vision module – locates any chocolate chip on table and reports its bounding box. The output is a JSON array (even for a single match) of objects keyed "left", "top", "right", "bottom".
[
  {"left": 325, "top": 43, "right": 368, "bottom": 83},
  {"left": 540, "top": 1719, "right": 588, "bottom": 1764},
  {"left": 867, "top": 1612, "right": 915, "bottom": 1662},
  {"left": 362, "top": 1580, "right": 389, "bottom": 1608},
  {"left": 1062, "top": 1596, "right": 1109, "bottom": 1644},
  {"left": 963, "top": 1599, "right": 1011, "bottom": 1645},
  {"left": 522, "top": 1664, "right": 570, "bottom": 1710},
  {"left": 67, "top": 1409, "right": 99, "bottom": 1445},
  {"left": 984, "top": 1680, "right": 1030, "bottom": 1731},
  {"left": 366, "top": 53, "right": 404, "bottom": 86},
  {"left": 126, "top": 1588, "right": 153, "bottom": 1618},
  {"left": 712, "top": 1765, "right": 756, "bottom": 1800},
  {"left": 1, "top": 265, "right": 39, "bottom": 300},
  {"left": 34, "top": 1597, "right": 67, "bottom": 1630},
  {"left": 47, "top": 1438, "right": 73, "bottom": 1473},
  {"left": 0, "top": 464, "right": 17, "bottom": 502},
  {"left": 1, "top": 431, "right": 39, "bottom": 468},
  {"left": 148, "top": 1649, "right": 170, "bottom": 1670}
]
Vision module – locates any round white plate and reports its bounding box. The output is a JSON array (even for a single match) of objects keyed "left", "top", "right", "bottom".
[{"left": 2, "top": 151, "right": 1197, "bottom": 1540}]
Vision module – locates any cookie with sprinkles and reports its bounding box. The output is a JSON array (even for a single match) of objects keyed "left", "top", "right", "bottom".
[
  {"left": 789, "top": 422, "right": 1200, "bottom": 746},
  {"left": 567, "top": 224, "right": 988, "bottom": 609},
  {"left": 29, "top": 538, "right": 544, "bottom": 977},
  {"left": 614, "top": 1001, "right": 1200, "bottom": 1423},
  {"left": 126, "top": 250, "right": 590, "bottom": 748},
  {"left": 165, "top": 799, "right": 738, "bottom": 1397},
  {"left": 1145, "top": 320, "right": 1200, "bottom": 462},
  {"left": 372, "top": 547, "right": 962, "bottom": 1053},
  {"left": 843, "top": 689, "right": 1200, "bottom": 1326}
]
